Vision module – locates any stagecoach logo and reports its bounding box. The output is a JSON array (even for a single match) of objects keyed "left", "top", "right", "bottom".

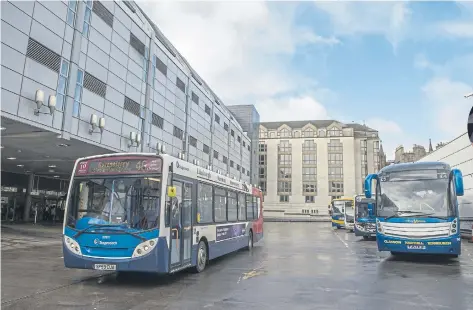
[
  {"left": 411, "top": 219, "right": 426, "bottom": 223},
  {"left": 175, "top": 161, "right": 190, "bottom": 171},
  {"left": 94, "top": 238, "right": 118, "bottom": 246}
]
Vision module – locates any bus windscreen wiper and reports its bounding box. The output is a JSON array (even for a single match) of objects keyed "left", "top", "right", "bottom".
[
  {"left": 73, "top": 223, "right": 127, "bottom": 238},
  {"left": 92, "top": 228, "right": 147, "bottom": 242},
  {"left": 385, "top": 210, "right": 431, "bottom": 220}
]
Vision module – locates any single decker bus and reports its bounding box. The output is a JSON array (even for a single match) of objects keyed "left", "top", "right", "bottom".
[
  {"left": 331, "top": 197, "right": 355, "bottom": 231},
  {"left": 63, "top": 151, "right": 264, "bottom": 274},
  {"left": 364, "top": 162, "right": 464, "bottom": 257},
  {"left": 354, "top": 194, "right": 376, "bottom": 240}
]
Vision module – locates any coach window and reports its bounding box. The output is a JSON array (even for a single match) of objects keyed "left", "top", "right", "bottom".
[
  {"left": 246, "top": 195, "right": 254, "bottom": 220},
  {"left": 197, "top": 183, "right": 213, "bottom": 223},
  {"left": 238, "top": 193, "right": 246, "bottom": 221},
  {"left": 228, "top": 191, "right": 238, "bottom": 221},
  {"left": 214, "top": 188, "right": 227, "bottom": 222}
]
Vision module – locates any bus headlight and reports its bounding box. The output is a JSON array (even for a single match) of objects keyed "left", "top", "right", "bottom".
[
  {"left": 64, "top": 236, "right": 82, "bottom": 255},
  {"left": 450, "top": 219, "right": 458, "bottom": 235},
  {"left": 132, "top": 238, "right": 158, "bottom": 258},
  {"left": 376, "top": 219, "right": 383, "bottom": 233}
]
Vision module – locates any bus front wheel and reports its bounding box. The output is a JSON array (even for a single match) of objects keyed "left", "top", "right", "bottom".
[{"left": 193, "top": 240, "right": 208, "bottom": 273}]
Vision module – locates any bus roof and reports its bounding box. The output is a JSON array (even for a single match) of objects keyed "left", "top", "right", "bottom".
[
  {"left": 379, "top": 161, "right": 450, "bottom": 174},
  {"left": 332, "top": 197, "right": 354, "bottom": 202}
]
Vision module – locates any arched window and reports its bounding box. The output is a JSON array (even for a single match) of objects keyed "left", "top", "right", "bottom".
[
  {"left": 279, "top": 128, "right": 291, "bottom": 138},
  {"left": 303, "top": 128, "right": 314, "bottom": 137},
  {"left": 328, "top": 128, "right": 341, "bottom": 137}
]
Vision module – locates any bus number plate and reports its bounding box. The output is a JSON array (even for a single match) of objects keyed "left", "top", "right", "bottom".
[
  {"left": 407, "top": 245, "right": 426, "bottom": 250},
  {"left": 94, "top": 264, "right": 116, "bottom": 271}
]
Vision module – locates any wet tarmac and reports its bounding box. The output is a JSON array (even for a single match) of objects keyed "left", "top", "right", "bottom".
[{"left": 2, "top": 222, "right": 473, "bottom": 310}]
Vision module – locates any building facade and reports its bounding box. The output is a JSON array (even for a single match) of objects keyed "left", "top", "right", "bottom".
[
  {"left": 1, "top": 0, "right": 256, "bottom": 184},
  {"left": 258, "top": 120, "right": 382, "bottom": 218},
  {"left": 417, "top": 133, "right": 473, "bottom": 220}
]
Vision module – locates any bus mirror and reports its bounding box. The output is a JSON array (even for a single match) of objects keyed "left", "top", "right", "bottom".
[
  {"left": 167, "top": 186, "right": 177, "bottom": 197},
  {"left": 452, "top": 169, "right": 464, "bottom": 196},
  {"left": 364, "top": 174, "right": 378, "bottom": 198}
]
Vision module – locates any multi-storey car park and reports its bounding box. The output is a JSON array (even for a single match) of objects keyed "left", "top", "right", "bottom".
[{"left": 0, "top": 0, "right": 259, "bottom": 222}]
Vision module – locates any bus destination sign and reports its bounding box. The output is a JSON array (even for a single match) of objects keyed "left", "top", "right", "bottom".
[{"left": 76, "top": 157, "right": 162, "bottom": 175}]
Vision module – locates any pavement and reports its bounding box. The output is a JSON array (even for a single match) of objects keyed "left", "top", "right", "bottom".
[{"left": 2, "top": 222, "right": 473, "bottom": 309}]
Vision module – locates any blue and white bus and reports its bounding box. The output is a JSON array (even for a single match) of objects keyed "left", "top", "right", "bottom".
[
  {"left": 354, "top": 195, "right": 376, "bottom": 240},
  {"left": 63, "top": 152, "right": 264, "bottom": 274},
  {"left": 365, "top": 162, "right": 464, "bottom": 257}
]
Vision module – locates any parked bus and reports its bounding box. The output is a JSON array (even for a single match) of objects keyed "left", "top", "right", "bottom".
[
  {"left": 331, "top": 197, "right": 355, "bottom": 230},
  {"left": 365, "top": 162, "right": 464, "bottom": 257},
  {"left": 62, "top": 152, "right": 264, "bottom": 274},
  {"left": 354, "top": 194, "right": 376, "bottom": 240}
]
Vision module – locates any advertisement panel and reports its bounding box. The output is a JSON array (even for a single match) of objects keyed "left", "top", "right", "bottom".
[{"left": 216, "top": 223, "right": 246, "bottom": 242}]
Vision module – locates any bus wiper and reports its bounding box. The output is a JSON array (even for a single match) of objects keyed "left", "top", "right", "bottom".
[
  {"left": 93, "top": 228, "right": 147, "bottom": 242},
  {"left": 385, "top": 210, "right": 430, "bottom": 220},
  {"left": 73, "top": 223, "right": 127, "bottom": 238}
]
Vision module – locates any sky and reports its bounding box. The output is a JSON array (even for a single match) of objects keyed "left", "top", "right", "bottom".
[{"left": 140, "top": 1, "right": 473, "bottom": 160}]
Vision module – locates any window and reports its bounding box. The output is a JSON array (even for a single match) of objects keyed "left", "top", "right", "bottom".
[
  {"left": 280, "top": 195, "right": 289, "bottom": 202},
  {"left": 329, "top": 167, "right": 343, "bottom": 178},
  {"left": 176, "top": 77, "right": 186, "bottom": 93},
  {"left": 246, "top": 195, "right": 255, "bottom": 220},
  {"left": 328, "top": 128, "right": 342, "bottom": 137},
  {"left": 215, "top": 114, "right": 220, "bottom": 124},
  {"left": 156, "top": 57, "right": 167, "bottom": 76},
  {"left": 189, "top": 136, "right": 197, "bottom": 147},
  {"left": 214, "top": 188, "right": 227, "bottom": 222},
  {"left": 191, "top": 92, "right": 199, "bottom": 104},
  {"left": 223, "top": 156, "right": 228, "bottom": 164},
  {"left": 329, "top": 181, "right": 344, "bottom": 193},
  {"left": 92, "top": 1, "right": 114, "bottom": 27},
  {"left": 259, "top": 154, "right": 267, "bottom": 165},
  {"left": 328, "top": 153, "right": 343, "bottom": 165},
  {"left": 242, "top": 167, "right": 246, "bottom": 174},
  {"left": 203, "top": 144, "right": 210, "bottom": 154},
  {"left": 305, "top": 196, "right": 315, "bottom": 203},
  {"left": 230, "top": 160, "right": 234, "bottom": 168},
  {"left": 259, "top": 167, "right": 266, "bottom": 179},
  {"left": 259, "top": 144, "right": 267, "bottom": 152},
  {"left": 303, "top": 182, "right": 317, "bottom": 193},
  {"left": 231, "top": 129, "right": 235, "bottom": 137},
  {"left": 238, "top": 193, "right": 246, "bottom": 221},
  {"left": 197, "top": 183, "right": 213, "bottom": 223},
  {"left": 82, "top": 1, "right": 92, "bottom": 37},
  {"left": 279, "top": 167, "right": 291, "bottom": 178},
  {"left": 278, "top": 181, "right": 291, "bottom": 193},
  {"left": 278, "top": 140, "right": 291, "bottom": 152},
  {"left": 173, "top": 126, "right": 183, "bottom": 139},
  {"left": 56, "top": 59, "right": 69, "bottom": 110},
  {"left": 72, "top": 69, "right": 84, "bottom": 117},
  {"left": 303, "top": 128, "right": 314, "bottom": 137},
  {"left": 151, "top": 113, "right": 164, "bottom": 129},
  {"left": 66, "top": 0, "right": 77, "bottom": 27},
  {"left": 205, "top": 104, "right": 211, "bottom": 115},
  {"left": 237, "top": 136, "right": 241, "bottom": 143},
  {"left": 302, "top": 140, "right": 316, "bottom": 152},
  {"left": 302, "top": 167, "right": 316, "bottom": 181},
  {"left": 243, "top": 141, "right": 246, "bottom": 147},
  {"left": 278, "top": 154, "right": 291, "bottom": 165},
  {"left": 213, "top": 150, "right": 219, "bottom": 159},
  {"left": 303, "top": 154, "right": 316, "bottom": 165},
  {"left": 84, "top": 72, "right": 107, "bottom": 98},
  {"left": 328, "top": 139, "right": 343, "bottom": 152},
  {"left": 279, "top": 128, "right": 291, "bottom": 138},
  {"left": 259, "top": 130, "right": 268, "bottom": 138},
  {"left": 237, "top": 164, "right": 240, "bottom": 171},
  {"left": 227, "top": 191, "right": 238, "bottom": 221},
  {"left": 224, "top": 123, "right": 229, "bottom": 131},
  {"left": 259, "top": 181, "right": 266, "bottom": 193}
]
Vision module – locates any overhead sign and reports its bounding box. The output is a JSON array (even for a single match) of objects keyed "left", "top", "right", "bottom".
[{"left": 76, "top": 156, "right": 162, "bottom": 175}]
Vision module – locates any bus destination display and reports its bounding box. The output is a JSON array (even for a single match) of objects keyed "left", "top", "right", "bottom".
[
  {"left": 380, "top": 169, "right": 448, "bottom": 182},
  {"left": 76, "top": 157, "right": 162, "bottom": 175}
]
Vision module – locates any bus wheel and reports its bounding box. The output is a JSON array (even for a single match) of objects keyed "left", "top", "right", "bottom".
[
  {"left": 194, "top": 241, "right": 208, "bottom": 273},
  {"left": 247, "top": 230, "right": 254, "bottom": 250},
  {"left": 449, "top": 254, "right": 459, "bottom": 259}
]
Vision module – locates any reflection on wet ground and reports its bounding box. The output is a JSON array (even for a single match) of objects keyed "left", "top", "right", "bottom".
[{"left": 2, "top": 222, "right": 473, "bottom": 309}]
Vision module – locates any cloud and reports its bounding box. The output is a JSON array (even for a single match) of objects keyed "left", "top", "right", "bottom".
[
  {"left": 312, "top": 2, "right": 412, "bottom": 49},
  {"left": 436, "top": 2, "right": 473, "bottom": 38},
  {"left": 421, "top": 77, "right": 473, "bottom": 139},
  {"left": 256, "top": 95, "right": 330, "bottom": 122},
  {"left": 141, "top": 1, "right": 336, "bottom": 106}
]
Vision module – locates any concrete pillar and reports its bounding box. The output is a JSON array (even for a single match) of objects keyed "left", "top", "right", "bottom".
[{"left": 23, "top": 173, "right": 34, "bottom": 222}]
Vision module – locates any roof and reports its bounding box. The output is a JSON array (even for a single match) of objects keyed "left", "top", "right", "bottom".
[
  {"left": 259, "top": 120, "right": 377, "bottom": 132},
  {"left": 379, "top": 161, "right": 451, "bottom": 173}
]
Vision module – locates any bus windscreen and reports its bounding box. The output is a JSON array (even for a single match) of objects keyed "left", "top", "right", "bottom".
[
  {"left": 381, "top": 169, "right": 448, "bottom": 182},
  {"left": 76, "top": 157, "right": 162, "bottom": 176}
]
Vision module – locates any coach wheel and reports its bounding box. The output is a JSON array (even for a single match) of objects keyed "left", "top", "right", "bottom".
[
  {"left": 194, "top": 240, "right": 207, "bottom": 273},
  {"left": 247, "top": 230, "right": 254, "bottom": 250}
]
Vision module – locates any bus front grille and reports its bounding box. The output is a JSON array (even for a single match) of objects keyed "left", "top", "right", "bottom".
[{"left": 382, "top": 222, "right": 451, "bottom": 239}]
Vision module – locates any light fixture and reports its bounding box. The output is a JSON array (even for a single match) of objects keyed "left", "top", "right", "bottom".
[
  {"left": 49, "top": 169, "right": 54, "bottom": 173},
  {"left": 1, "top": 127, "right": 5, "bottom": 131},
  {"left": 58, "top": 143, "right": 70, "bottom": 147},
  {"left": 1, "top": 146, "right": 3, "bottom": 149},
  {"left": 48, "top": 165, "right": 57, "bottom": 168},
  {"left": 7, "top": 157, "right": 16, "bottom": 160},
  {"left": 17, "top": 164, "right": 24, "bottom": 167},
  {"left": 88, "top": 114, "right": 105, "bottom": 134},
  {"left": 53, "top": 175, "right": 59, "bottom": 178}
]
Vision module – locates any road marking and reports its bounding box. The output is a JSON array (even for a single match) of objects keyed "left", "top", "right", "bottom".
[{"left": 333, "top": 231, "right": 356, "bottom": 254}]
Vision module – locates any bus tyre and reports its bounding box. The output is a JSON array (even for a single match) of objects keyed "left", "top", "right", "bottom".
[
  {"left": 194, "top": 240, "right": 208, "bottom": 273},
  {"left": 247, "top": 230, "right": 254, "bottom": 250}
]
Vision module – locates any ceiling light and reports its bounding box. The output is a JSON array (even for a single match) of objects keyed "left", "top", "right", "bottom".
[
  {"left": 57, "top": 143, "right": 70, "bottom": 147},
  {"left": 7, "top": 157, "right": 16, "bottom": 160},
  {"left": 17, "top": 164, "right": 24, "bottom": 167},
  {"left": 48, "top": 165, "right": 57, "bottom": 168},
  {"left": 49, "top": 169, "right": 55, "bottom": 173},
  {"left": 17, "top": 150, "right": 22, "bottom": 153},
  {"left": 25, "top": 170, "right": 31, "bottom": 173},
  {"left": 53, "top": 175, "right": 59, "bottom": 178},
  {"left": 1, "top": 127, "right": 5, "bottom": 131}
]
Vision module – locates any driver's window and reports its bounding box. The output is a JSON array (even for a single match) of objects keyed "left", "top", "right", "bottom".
[{"left": 448, "top": 177, "right": 457, "bottom": 213}]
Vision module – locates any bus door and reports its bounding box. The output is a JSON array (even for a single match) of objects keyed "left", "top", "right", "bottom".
[{"left": 169, "top": 180, "right": 193, "bottom": 269}]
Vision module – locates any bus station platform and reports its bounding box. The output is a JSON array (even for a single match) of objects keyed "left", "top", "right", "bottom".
[{"left": 2, "top": 222, "right": 473, "bottom": 309}]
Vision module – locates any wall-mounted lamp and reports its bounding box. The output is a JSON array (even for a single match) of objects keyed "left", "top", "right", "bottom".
[
  {"left": 89, "top": 114, "right": 105, "bottom": 134},
  {"left": 177, "top": 152, "right": 185, "bottom": 160},
  {"left": 156, "top": 142, "right": 166, "bottom": 155},
  {"left": 128, "top": 131, "right": 141, "bottom": 147},
  {"left": 34, "top": 90, "right": 56, "bottom": 115}
]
